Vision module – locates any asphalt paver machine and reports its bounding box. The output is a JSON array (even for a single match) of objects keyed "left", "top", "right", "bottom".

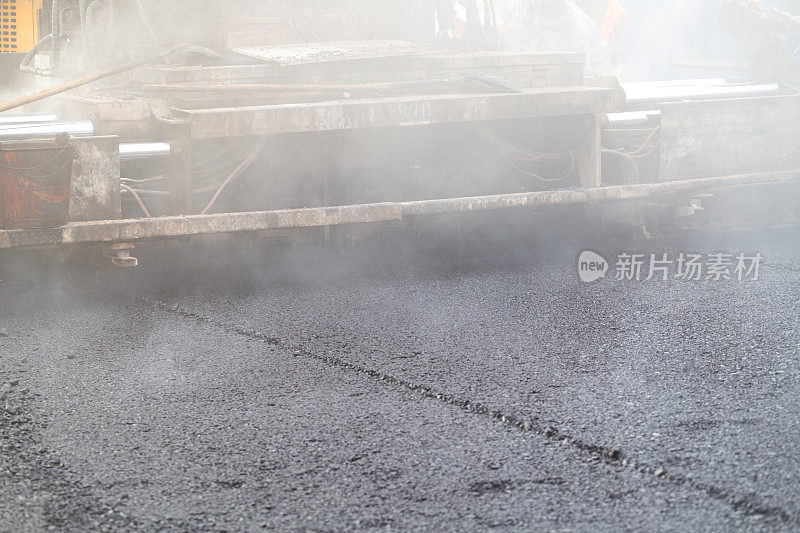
[{"left": 0, "top": 0, "right": 798, "bottom": 266}]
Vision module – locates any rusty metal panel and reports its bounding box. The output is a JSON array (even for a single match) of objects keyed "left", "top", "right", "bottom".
[
  {"left": 68, "top": 137, "right": 121, "bottom": 222},
  {"left": 2, "top": 171, "right": 796, "bottom": 249},
  {"left": 660, "top": 95, "right": 800, "bottom": 180},
  {"left": 183, "top": 87, "right": 613, "bottom": 139}
]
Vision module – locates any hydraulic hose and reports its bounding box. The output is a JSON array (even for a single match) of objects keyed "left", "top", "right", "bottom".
[
  {"left": 51, "top": 0, "right": 61, "bottom": 68},
  {"left": 2, "top": 43, "right": 218, "bottom": 114},
  {"left": 79, "top": 0, "right": 88, "bottom": 70},
  {"left": 601, "top": 148, "right": 640, "bottom": 186},
  {"left": 85, "top": 0, "right": 106, "bottom": 69},
  {"left": 19, "top": 34, "right": 52, "bottom": 73},
  {"left": 106, "top": 0, "right": 114, "bottom": 60}
]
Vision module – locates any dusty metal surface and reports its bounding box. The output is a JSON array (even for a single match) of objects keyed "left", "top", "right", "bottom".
[
  {"left": 0, "top": 203, "right": 402, "bottom": 248},
  {"left": 232, "top": 40, "right": 425, "bottom": 66},
  {"left": 179, "top": 87, "right": 613, "bottom": 139},
  {"left": 133, "top": 52, "right": 583, "bottom": 85},
  {"left": 399, "top": 171, "right": 798, "bottom": 216},
  {"left": 576, "top": 114, "right": 602, "bottom": 188},
  {"left": 68, "top": 137, "right": 121, "bottom": 222},
  {"left": 660, "top": 95, "right": 800, "bottom": 180},
  {"left": 1, "top": 171, "right": 796, "bottom": 249}
]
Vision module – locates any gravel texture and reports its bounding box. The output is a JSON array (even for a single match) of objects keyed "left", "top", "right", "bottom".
[{"left": 1, "top": 223, "right": 798, "bottom": 531}]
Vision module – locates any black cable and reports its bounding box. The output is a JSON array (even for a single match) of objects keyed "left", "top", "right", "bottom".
[
  {"left": 0, "top": 145, "right": 73, "bottom": 172},
  {"left": 16, "top": 157, "right": 75, "bottom": 180}
]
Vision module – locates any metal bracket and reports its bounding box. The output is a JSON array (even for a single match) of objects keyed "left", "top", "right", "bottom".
[{"left": 102, "top": 243, "right": 138, "bottom": 268}]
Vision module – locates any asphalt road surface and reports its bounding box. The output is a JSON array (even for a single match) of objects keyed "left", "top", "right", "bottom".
[{"left": 1, "top": 221, "right": 799, "bottom": 531}]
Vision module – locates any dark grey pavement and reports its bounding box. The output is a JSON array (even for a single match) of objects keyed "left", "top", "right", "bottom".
[{"left": 1, "top": 223, "right": 798, "bottom": 531}]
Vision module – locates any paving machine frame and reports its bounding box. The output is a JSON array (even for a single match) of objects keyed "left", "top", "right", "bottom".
[{"left": 1, "top": 0, "right": 799, "bottom": 261}]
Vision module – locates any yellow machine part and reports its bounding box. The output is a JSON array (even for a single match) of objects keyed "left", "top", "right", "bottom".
[{"left": 1, "top": 0, "right": 42, "bottom": 53}]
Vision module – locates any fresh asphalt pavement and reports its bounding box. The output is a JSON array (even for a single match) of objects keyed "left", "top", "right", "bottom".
[{"left": 1, "top": 219, "right": 798, "bottom": 531}]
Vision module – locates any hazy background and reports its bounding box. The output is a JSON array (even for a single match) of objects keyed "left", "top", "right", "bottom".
[{"left": 621, "top": 0, "right": 800, "bottom": 81}]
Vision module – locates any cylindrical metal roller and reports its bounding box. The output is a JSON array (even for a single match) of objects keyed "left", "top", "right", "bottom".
[
  {"left": 119, "top": 142, "right": 172, "bottom": 160},
  {"left": 624, "top": 83, "right": 781, "bottom": 104},
  {"left": 0, "top": 121, "right": 94, "bottom": 139},
  {"left": 607, "top": 110, "right": 661, "bottom": 127},
  {"left": 0, "top": 114, "right": 59, "bottom": 125}
]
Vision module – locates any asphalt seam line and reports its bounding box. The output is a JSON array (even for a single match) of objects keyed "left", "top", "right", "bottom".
[{"left": 127, "top": 292, "right": 794, "bottom": 525}]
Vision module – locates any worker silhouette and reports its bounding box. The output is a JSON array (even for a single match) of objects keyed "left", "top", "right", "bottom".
[
  {"left": 570, "top": 0, "right": 627, "bottom": 75},
  {"left": 498, "top": 0, "right": 618, "bottom": 78},
  {"left": 529, "top": 0, "right": 614, "bottom": 76}
]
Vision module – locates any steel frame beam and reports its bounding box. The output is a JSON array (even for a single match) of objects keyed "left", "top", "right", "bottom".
[
  {"left": 177, "top": 87, "right": 613, "bottom": 139},
  {"left": 1, "top": 171, "right": 796, "bottom": 250}
]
